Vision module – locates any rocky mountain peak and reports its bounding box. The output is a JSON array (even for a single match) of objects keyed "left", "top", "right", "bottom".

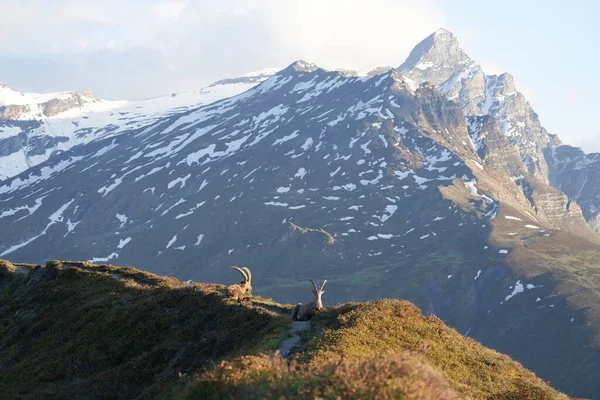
[
  {"left": 399, "top": 28, "right": 474, "bottom": 86},
  {"left": 75, "top": 89, "right": 93, "bottom": 98},
  {"left": 430, "top": 28, "right": 461, "bottom": 48},
  {"left": 0, "top": 81, "right": 14, "bottom": 91},
  {"left": 289, "top": 60, "right": 321, "bottom": 73},
  {"left": 398, "top": 30, "right": 562, "bottom": 182}
]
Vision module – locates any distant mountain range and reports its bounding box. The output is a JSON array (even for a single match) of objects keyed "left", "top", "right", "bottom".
[
  {"left": 0, "top": 68, "right": 278, "bottom": 180},
  {"left": 1, "top": 29, "right": 599, "bottom": 397}
]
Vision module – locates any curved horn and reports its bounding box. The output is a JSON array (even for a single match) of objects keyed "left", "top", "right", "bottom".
[
  {"left": 242, "top": 267, "right": 251, "bottom": 283},
  {"left": 310, "top": 280, "right": 318, "bottom": 291},
  {"left": 231, "top": 266, "right": 248, "bottom": 281},
  {"left": 320, "top": 280, "right": 328, "bottom": 290}
]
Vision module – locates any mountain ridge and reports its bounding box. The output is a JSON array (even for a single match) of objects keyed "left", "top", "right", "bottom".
[
  {"left": 0, "top": 69, "right": 279, "bottom": 180},
  {"left": 0, "top": 259, "right": 569, "bottom": 399},
  {"left": 397, "top": 29, "right": 600, "bottom": 235}
]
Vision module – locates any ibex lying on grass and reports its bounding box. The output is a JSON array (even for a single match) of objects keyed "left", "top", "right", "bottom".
[
  {"left": 293, "top": 280, "right": 327, "bottom": 321},
  {"left": 226, "top": 266, "right": 252, "bottom": 300}
]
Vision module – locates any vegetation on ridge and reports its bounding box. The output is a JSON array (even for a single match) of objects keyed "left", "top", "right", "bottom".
[
  {"left": 303, "top": 301, "right": 567, "bottom": 399},
  {"left": 183, "top": 300, "right": 567, "bottom": 400},
  {"left": 0, "top": 260, "right": 287, "bottom": 399},
  {"left": 181, "top": 352, "right": 460, "bottom": 400},
  {"left": 0, "top": 259, "right": 568, "bottom": 399}
]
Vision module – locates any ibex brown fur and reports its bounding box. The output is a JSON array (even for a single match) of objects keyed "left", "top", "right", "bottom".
[
  {"left": 226, "top": 266, "right": 252, "bottom": 300},
  {"left": 293, "top": 280, "right": 327, "bottom": 321}
]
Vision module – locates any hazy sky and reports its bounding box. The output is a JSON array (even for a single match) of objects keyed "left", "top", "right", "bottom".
[{"left": 0, "top": 0, "right": 598, "bottom": 152}]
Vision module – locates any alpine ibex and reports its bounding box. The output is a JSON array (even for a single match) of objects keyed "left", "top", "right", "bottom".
[
  {"left": 293, "top": 280, "right": 327, "bottom": 321},
  {"left": 226, "top": 266, "right": 252, "bottom": 300}
]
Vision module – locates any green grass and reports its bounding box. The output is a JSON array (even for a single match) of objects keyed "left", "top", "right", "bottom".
[
  {"left": 179, "top": 352, "right": 460, "bottom": 400},
  {"left": 490, "top": 215, "right": 600, "bottom": 346},
  {"left": 300, "top": 300, "right": 567, "bottom": 399},
  {"left": 0, "top": 259, "right": 569, "bottom": 400},
  {"left": 0, "top": 259, "right": 17, "bottom": 277},
  {"left": 181, "top": 300, "right": 568, "bottom": 399},
  {"left": 0, "top": 260, "right": 288, "bottom": 400}
]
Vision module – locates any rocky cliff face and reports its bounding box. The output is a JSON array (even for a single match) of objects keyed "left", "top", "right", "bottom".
[
  {"left": 545, "top": 145, "right": 600, "bottom": 234},
  {"left": 38, "top": 90, "right": 93, "bottom": 117},
  {"left": 399, "top": 29, "right": 600, "bottom": 237},
  {"left": 0, "top": 104, "right": 31, "bottom": 119},
  {"left": 466, "top": 115, "right": 526, "bottom": 177},
  {"left": 463, "top": 115, "right": 592, "bottom": 237},
  {"left": 400, "top": 29, "right": 556, "bottom": 180}
]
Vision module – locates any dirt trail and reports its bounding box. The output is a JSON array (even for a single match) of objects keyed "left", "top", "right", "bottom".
[
  {"left": 249, "top": 301, "right": 312, "bottom": 358},
  {"left": 279, "top": 320, "right": 311, "bottom": 358}
]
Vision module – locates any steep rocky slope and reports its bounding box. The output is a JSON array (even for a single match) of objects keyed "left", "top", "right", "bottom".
[
  {"left": 545, "top": 144, "right": 600, "bottom": 234},
  {"left": 400, "top": 29, "right": 559, "bottom": 180},
  {"left": 0, "top": 260, "right": 567, "bottom": 399},
  {"left": 400, "top": 29, "right": 600, "bottom": 235}
]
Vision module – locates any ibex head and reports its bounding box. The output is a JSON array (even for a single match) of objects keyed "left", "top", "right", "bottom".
[
  {"left": 231, "top": 266, "right": 252, "bottom": 292},
  {"left": 310, "top": 279, "right": 327, "bottom": 311}
]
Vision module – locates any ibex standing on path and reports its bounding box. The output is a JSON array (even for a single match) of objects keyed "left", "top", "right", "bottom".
[
  {"left": 293, "top": 280, "right": 327, "bottom": 321},
  {"left": 226, "top": 266, "right": 252, "bottom": 300}
]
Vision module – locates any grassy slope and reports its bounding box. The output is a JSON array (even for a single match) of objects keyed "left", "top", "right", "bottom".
[
  {"left": 0, "top": 260, "right": 287, "bottom": 400},
  {"left": 182, "top": 300, "right": 567, "bottom": 399},
  {"left": 0, "top": 260, "right": 568, "bottom": 399},
  {"left": 440, "top": 165, "right": 600, "bottom": 397},
  {"left": 302, "top": 300, "right": 568, "bottom": 400},
  {"left": 485, "top": 204, "right": 600, "bottom": 396}
]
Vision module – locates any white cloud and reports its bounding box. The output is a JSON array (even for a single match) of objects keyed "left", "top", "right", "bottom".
[
  {"left": 574, "top": 133, "right": 600, "bottom": 153},
  {"left": 566, "top": 89, "right": 580, "bottom": 105},
  {"left": 516, "top": 83, "right": 538, "bottom": 107},
  {"left": 0, "top": 0, "right": 446, "bottom": 99},
  {"left": 61, "top": 1, "right": 112, "bottom": 24},
  {"left": 480, "top": 59, "right": 507, "bottom": 75},
  {"left": 152, "top": 0, "right": 190, "bottom": 21},
  {"left": 74, "top": 37, "right": 91, "bottom": 50},
  {"left": 257, "top": 0, "right": 447, "bottom": 71}
]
